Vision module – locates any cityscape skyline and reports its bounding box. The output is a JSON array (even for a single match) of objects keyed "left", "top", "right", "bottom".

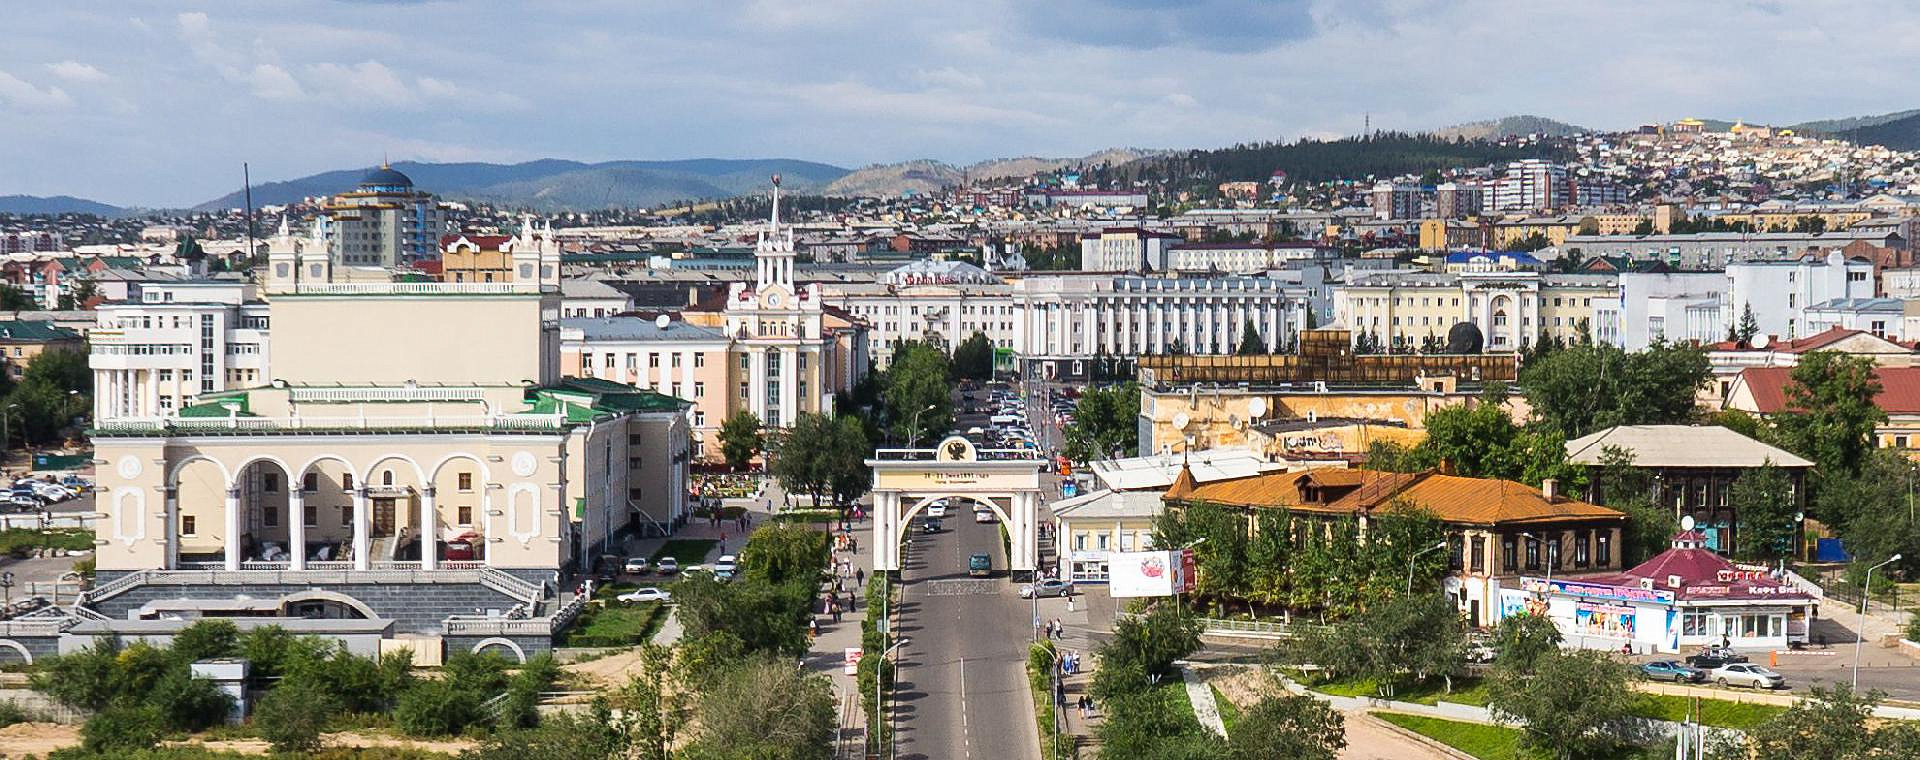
[{"left": 5, "top": 0, "right": 1920, "bottom": 207}]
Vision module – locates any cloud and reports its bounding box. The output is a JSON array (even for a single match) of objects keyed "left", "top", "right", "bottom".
[
  {"left": 45, "top": 61, "right": 108, "bottom": 83},
  {"left": 247, "top": 64, "right": 305, "bottom": 100},
  {"left": 306, "top": 60, "right": 410, "bottom": 104},
  {"left": 1017, "top": 0, "right": 1318, "bottom": 50},
  {"left": 0, "top": 71, "right": 71, "bottom": 110}
]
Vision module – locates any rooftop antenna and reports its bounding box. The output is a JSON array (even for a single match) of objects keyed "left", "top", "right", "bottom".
[{"left": 243, "top": 162, "right": 255, "bottom": 267}]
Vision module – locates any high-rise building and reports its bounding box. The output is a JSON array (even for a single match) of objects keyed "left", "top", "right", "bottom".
[
  {"left": 1487, "top": 159, "right": 1569, "bottom": 212},
  {"left": 319, "top": 164, "right": 449, "bottom": 267},
  {"left": 1434, "top": 182, "right": 1484, "bottom": 218}
]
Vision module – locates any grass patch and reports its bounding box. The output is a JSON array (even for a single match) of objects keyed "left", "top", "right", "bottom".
[
  {"left": 0, "top": 527, "right": 93, "bottom": 557},
  {"left": 649, "top": 538, "right": 718, "bottom": 565},
  {"left": 1297, "top": 674, "right": 1492, "bottom": 706},
  {"left": 774, "top": 509, "right": 839, "bottom": 523},
  {"left": 1375, "top": 713, "right": 1665, "bottom": 760},
  {"left": 1210, "top": 685, "right": 1241, "bottom": 736},
  {"left": 1630, "top": 692, "right": 1785, "bottom": 730},
  {"left": 558, "top": 601, "right": 668, "bottom": 648}
]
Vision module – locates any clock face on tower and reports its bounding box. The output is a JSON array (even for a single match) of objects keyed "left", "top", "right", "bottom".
[{"left": 765, "top": 291, "right": 782, "bottom": 308}]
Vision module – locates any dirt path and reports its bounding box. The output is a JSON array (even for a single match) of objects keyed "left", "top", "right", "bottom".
[
  {"left": 565, "top": 646, "right": 650, "bottom": 686},
  {"left": 1339, "top": 711, "right": 1466, "bottom": 759},
  {"left": 0, "top": 722, "right": 79, "bottom": 757},
  {"left": 179, "top": 731, "right": 476, "bottom": 756}
]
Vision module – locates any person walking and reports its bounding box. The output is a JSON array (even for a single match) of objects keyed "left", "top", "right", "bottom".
[{"left": 857, "top": 568, "right": 866, "bottom": 588}]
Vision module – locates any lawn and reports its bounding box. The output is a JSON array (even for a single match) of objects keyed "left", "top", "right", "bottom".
[
  {"left": 1630, "top": 692, "right": 1785, "bottom": 730},
  {"left": 560, "top": 601, "right": 668, "bottom": 648},
  {"left": 1299, "top": 674, "right": 1493, "bottom": 706},
  {"left": 774, "top": 509, "right": 840, "bottom": 524},
  {"left": 1210, "top": 685, "right": 1241, "bottom": 736},
  {"left": 1375, "top": 713, "right": 1665, "bottom": 760},
  {"left": 649, "top": 538, "right": 719, "bottom": 565}
]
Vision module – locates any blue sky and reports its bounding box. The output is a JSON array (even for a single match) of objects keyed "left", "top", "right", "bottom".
[{"left": 1, "top": 1, "right": 1916, "bottom": 207}]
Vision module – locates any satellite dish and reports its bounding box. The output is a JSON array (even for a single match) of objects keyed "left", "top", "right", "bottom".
[
  {"left": 1247, "top": 397, "right": 1268, "bottom": 419},
  {"left": 1172, "top": 412, "right": 1191, "bottom": 431},
  {"left": 1750, "top": 334, "right": 1770, "bottom": 349},
  {"left": 1681, "top": 515, "right": 1696, "bottom": 532},
  {"left": 654, "top": 314, "right": 672, "bottom": 329}
]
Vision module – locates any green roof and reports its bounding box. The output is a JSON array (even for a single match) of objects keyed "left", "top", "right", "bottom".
[
  {"left": 0, "top": 321, "right": 80, "bottom": 343},
  {"left": 525, "top": 377, "right": 693, "bottom": 420}
]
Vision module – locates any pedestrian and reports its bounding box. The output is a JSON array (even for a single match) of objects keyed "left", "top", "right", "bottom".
[
  {"left": 846, "top": 591, "right": 856, "bottom": 612},
  {"left": 809, "top": 618, "right": 819, "bottom": 640},
  {"left": 857, "top": 568, "right": 866, "bottom": 587},
  {"left": 1078, "top": 695, "right": 1089, "bottom": 719}
]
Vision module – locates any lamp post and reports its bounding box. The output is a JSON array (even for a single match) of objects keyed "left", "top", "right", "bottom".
[
  {"left": 906, "top": 403, "right": 937, "bottom": 447},
  {"left": 1406, "top": 539, "right": 1449, "bottom": 595},
  {"left": 1855, "top": 554, "right": 1902, "bottom": 689},
  {"left": 875, "top": 635, "right": 908, "bottom": 759},
  {"left": 1521, "top": 531, "right": 1555, "bottom": 590}
]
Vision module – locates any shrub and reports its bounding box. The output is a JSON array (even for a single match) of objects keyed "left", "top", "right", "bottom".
[
  {"left": 81, "top": 705, "right": 163, "bottom": 752},
  {"left": 254, "top": 680, "right": 338, "bottom": 753},
  {"left": 1907, "top": 610, "right": 1920, "bottom": 643},
  {"left": 146, "top": 670, "right": 232, "bottom": 732},
  {"left": 498, "top": 655, "right": 560, "bottom": 729},
  {"left": 394, "top": 679, "right": 480, "bottom": 737},
  {"left": 169, "top": 620, "right": 240, "bottom": 662}
]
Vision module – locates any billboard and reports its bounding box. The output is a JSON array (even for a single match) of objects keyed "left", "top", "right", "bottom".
[
  {"left": 1179, "top": 548, "right": 1197, "bottom": 594},
  {"left": 1110, "top": 551, "right": 1180, "bottom": 598}
]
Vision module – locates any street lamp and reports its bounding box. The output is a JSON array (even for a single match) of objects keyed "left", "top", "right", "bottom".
[
  {"left": 1854, "top": 553, "right": 1903, "bottom": 689},
  {"left": 906, "top": 403, "right": 937, "bottom": 447},
  {"left": 1521, "top": 532, "right": 1556, "bottom": 590},
  {"left": 1406, "top": 539, "right": 1449, "bottom": 595},
  {"left": 0, "top": 402, "right": 18, "bottom": 458},
  {"left": 878, "top": 637, "right": 909, "bottom": 760}
]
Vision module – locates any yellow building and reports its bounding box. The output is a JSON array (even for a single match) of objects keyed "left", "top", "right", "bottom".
[
  {"left": 439, "top": 233, "right": 514, "bottom": 283},
  {"left": 1334, "top": 270, "right": 1619, "bottom": 352},
  {"left": 1418, "top": 219, "right": 1488, "bottom": 251},
  {"left": 1490, "top": 216, "right": 1586, "bottom": 248}
]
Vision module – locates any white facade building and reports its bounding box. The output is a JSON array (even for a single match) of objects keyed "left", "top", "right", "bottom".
[
  {"left": 1613, "top": 271, "right": 1727, "bottom": 349},
  {"left": 1724, "top": 250, "right": 1875, "bottom": 341},
  {"left": 1079, "top": 227, "right": 1180, "bottom": 272},
  {"left": 89, "top": 280, "right": 270, "bottom": 420}
]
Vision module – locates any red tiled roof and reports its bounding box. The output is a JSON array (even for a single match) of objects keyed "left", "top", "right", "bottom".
[
  {"left": 440, "top": 233, "right": 512, "bottom": 249},
  {"left": 1735, "top": 365, "right": 1920, "bottom": 414},
  {"left": 411, "top": 259, "right": 443, "bottom": 275},
  {"left": 1706, "top": 327, "right": 1913, "bottom": 353},
  {"left": 1171, "top": 469, "right": 1622, "bottom": 527},
  {"left": 1572, "top": 532, "right": 1814, "bottom": 602}
]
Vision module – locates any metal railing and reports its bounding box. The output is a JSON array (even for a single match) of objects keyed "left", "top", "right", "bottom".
[
  {"left": 871, "top": 447, "right": 1046, "bottom": 462},
  {"left": 93, "top": 411, "right": 569, "bottom": 434},
  {"left": 290, "top": 386, "right": 489, "bottom": 403},
  {"left": 443, "top": 617, "right": 553, "bottom": 636},
  {"left": 291, "top": 282, "right": 534, "bottom": 296},
  {"left": 479, "top": 567, "right": 544, "bottom": 602}
]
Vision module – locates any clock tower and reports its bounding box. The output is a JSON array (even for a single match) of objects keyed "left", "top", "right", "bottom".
[{"left": 756, "top": 173, "right": 796, "bottom": 297}]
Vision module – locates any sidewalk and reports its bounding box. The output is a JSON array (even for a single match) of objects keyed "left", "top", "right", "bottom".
[{"left": 793, "top": 482, "right": 877, "bottom": 751}]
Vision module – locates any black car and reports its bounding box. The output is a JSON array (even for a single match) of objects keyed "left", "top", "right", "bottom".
[
  {"left": 1684, "top": 648, "right": 1751, "bottom": 669},
  {"left": 921, "top": 519, "right": 943, "bottom": 534}
]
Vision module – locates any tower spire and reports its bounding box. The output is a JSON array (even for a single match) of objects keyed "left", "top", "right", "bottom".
[{"left": 769, "top": 173, "right": 782, "bottom": 233}]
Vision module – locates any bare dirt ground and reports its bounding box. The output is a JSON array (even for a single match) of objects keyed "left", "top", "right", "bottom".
[
  {"left": 564, "top": 646, "right": 649, "bottom": 687},
  {"left": 0, "top": 722, "right": 79, "bottom": 757},
  {"left": 178, "top": 731, "right": 476, "bottom": 756}
]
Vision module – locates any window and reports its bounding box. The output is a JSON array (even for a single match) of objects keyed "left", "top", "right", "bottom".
[
  {"left": 629, "top": 457, "right": 643, "bottom": 469},
  {"left": 381, "top": 470, "right": 394, "bottom": 486},
  {"left": 303, "top": 473, "right": 318, "bottom": 492},
  {"left": 457, "top": 472, "right": 473, "bottom": 492},
  {"left": 671, "top": 354, "right": 682, "bottom": 368},
  {"left": 1074, "top": 533, "right": 1087, "bottom": 551},
  {"left": 264, "top": 506, "right": 279, "bottom": 527},
  {"left": 1502, "top": 535, "right": 1517, "bottom": 572},
  {"left": 1096, "top": 534, "right": 1109, "bottom": 551},
  {"left": 629, "top": 488, "right": 645, "bottom": 500},
  {"left": 1574, "top": 530, "right": 1591, "bottom": 567},
  {"left": 1524, "top": 535, "right": 1540, "bottom": 570},
  {"left": 1597, "top": 532, "right": 1612, "bottom": 566},
  {"left": 263, "top": 473, "right": 279, "bottom": 493},
  {"left": 1683, "top": 610, "right": 1708, "bottom": 637},
  {"left": 694, "top": 381, "right": 706, "bottom": 398},
  {"left": 1470, "top": 536, "right": 1486, "bottom": 574},
  {"left": 694, "top": 354, "right": 706, "bottom": 368},
  {"left": 342, "top": 473, "right": 354, "bottom": 491},
  {"left": 1448, "top": 535, "right": 1464, "bottom": 570},
  {"left": 694, "top": 411, "right": 706, "bottom": 427},
  {"left": 458, "top": 506, "right": 473, "bottom": 525},
  {"left": 180, "top": 515, "right": 196, "bottom": 535},
  {"left": 340, "top": 507, "right": 352, "bottom": 527},
  {"left": 648, "top": 354, "right": 660, "bottom": 368},
  {"left": 304, "top": 505, "right": 317, "bottom": 527}
]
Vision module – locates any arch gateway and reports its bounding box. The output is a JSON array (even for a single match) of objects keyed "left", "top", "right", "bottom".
[{"left": 867, "top": 436, "right": 1048, "bottom": 579}]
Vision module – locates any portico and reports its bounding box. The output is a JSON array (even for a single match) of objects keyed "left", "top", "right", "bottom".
[{"left": 867, "top": 436, "right": 1047, "bottom": 579}]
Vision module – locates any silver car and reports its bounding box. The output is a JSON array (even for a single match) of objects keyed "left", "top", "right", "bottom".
[
  {"left": 1710, "top": 663, "right": 1786, "bottom": 689},
  {"left": 1020, "top": 579, "right": 1074, "bottom": 598}
]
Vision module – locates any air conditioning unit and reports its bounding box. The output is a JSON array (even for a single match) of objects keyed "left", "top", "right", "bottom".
[
  {"left": 1638, "top": 578, "right": 1654, "bottom": 591},
  {"left": 1667, "top": 574, "right": 1683, "bottom": 589}
]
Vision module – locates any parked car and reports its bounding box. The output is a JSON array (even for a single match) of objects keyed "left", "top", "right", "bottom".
[
  {"left": 1710, "top": 663, "right": 1786, "bottom": 689},
  {"left": 1685, "top": 648, "right": 1750, "bottom": 669},
  {"left": 1020, "top": 579, "right": 1074, "bottom": 598},
  {"left": 8, "top": 494, "right": 43, "bottom": 510},
  {"left": 1641, "top": 660, "right": 1707, "bottom": 683},
  {"left": 31, "top": 483, "right": 72, "bottom": 502},
  {"left": 713, "top": 554, "right": 738, "bottom": 580},
  {"left": 654, "top": 557, "right": 681, "bottom": 575},
  {"left": 623, "top": 557, "right": 650, "bottom": 574},
  {"left": 616, "top": 587, "right": 672, "bottom": 604},
  {"left": 1464, "top": 642, "right": 1499, "bottom": 664}
]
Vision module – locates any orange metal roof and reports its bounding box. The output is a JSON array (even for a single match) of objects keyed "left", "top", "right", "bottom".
[{"left": 1169, "top": 469, "right": 1623, "bottom": 526}]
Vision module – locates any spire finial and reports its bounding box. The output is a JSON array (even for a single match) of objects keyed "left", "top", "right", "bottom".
[{"left": 769, "top": 173, "right": 782, "bottom": 232}]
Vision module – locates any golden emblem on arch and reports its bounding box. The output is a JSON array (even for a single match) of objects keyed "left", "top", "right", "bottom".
[{"left": 943, "top": 440, "right": 969, "bottom": 461}]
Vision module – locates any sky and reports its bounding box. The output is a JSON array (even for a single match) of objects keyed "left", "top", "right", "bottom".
[{"left": 3, "top": 0, "right": 1919, "bottom": 208}]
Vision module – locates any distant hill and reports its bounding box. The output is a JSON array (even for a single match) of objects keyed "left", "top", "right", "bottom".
[
  {"left": 1824, "top": 111, "right": 1920, "bottom": 150},
  {"left": 1430, "top": 115, "right": 1588, "bottom": 140},
  {"left": 824, "top": 148, "right": 1167, "bottom": 198},
  {"left": 1119, "top": 132, "right": 1569, "bottom": 186},
  {"left": 195, "top": 158, "right": 852, "bottom": 212},
  {"left": 1791, "top": 109, "right": 1920, "bottom": 135},
  {"left": 0, "top": 195, "right": 125, "bottom": 216}
]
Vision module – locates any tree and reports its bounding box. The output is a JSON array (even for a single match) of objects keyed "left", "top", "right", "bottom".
[
  {"left": 57, "top": 278, "right": 99, "bottom": 311},
  {"left": 0, "top": 284, "right": 34, "bottom": 311},
  {"left": 1092, "top": 603, "right": 1201, "bottom": 702},
  {"left": 1513, "top": 232, "right": 1552, "bottom": 251},
  {"left": 466, "top": 706, "right": 635, "bottom": 760},
  {"left": 1487, "top": 649, "right": 1635, "bottom": 760},
  {"left": 254, "top": 680, "right": 337, "bottom": 753},
  {"left": 1774, "top": 350, "right": 1885, "bottom": 478},
  {"left": 679, "top": 656, "right": 835, "bottom": 760},
  {"left": 1061, "top": 382, "right": 1140, "bottom": 462},
  {"left": 1407, "top": 395, "right": 1521, "bottom": 479},
  {"left": 1227, "top": 693, "right": 1346, "bottom": 760},
  {"left": 80, "top": 705, "right": 163, "bottom": 753},
  {"left": 739, "top": 522, "right": 828, "bottom": 586},
  {"left": 1517, "top": 340, "right": 1708, "bottom": 440},
  {"left": 170, "top": 619, "right": 239, "bottom": 662},
  {"left": 1591, "top": 447, "right": 1674, "bottom": 566},
  {"left": 882, "top": 340, "right": 952, "bottom": 444},
  {"left": 770, "top": 412, "right": 870, "bottom": 515},
  {"left": 951, "top": 331, "right": 995, "bottom": 380},
  {"left": 716, "top": 410, "right": 763, "bottom": 471},
  {"left": 1739, "top": 683, "right": 1920, "bottom": 759},
  {"left": 1830, "top": 449, "right": 1920, "bottom": 577},
  {"left": 671, "top": 573, "right": 812, "bottom": 658},
  {"left": 1735, "top": 302, "right": 1760, "bottom": 345},
  {"left": 1631, "top": 219, "right": 1654, "bottom": 235},
  {"left": 1285, "top": 594, "right": 1465, "bottom": 694},
  {"left": 1236, "top": 320, "right": 1266, "bottom": 355},
  {"left": 614, "top": 645, "right": 680, "bottom": 760},
  {"left": 1490, "top": 611, "right": 1562, "bottom": 676},
  {"left": 1727, "top": 462, "right": 1796, "bottom": 561}
]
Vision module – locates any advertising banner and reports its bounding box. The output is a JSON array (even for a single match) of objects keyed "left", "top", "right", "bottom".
[
  {"left": 844, "top": 648, "right": 862, "bottom": 676},
  {"left": 1179, "top": 548, "right": 1197, "bottom": 594},
  {"left": 1109, "top": 550, "right": 1178, "bottom": 598}
]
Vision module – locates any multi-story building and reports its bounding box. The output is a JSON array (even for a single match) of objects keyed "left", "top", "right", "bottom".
[
  {"left": 1725, "top": 250, "right": 1875, "bottom": 341},
  {"left": 0, "top": 231, "right": 62, "bottom": 254},
  {"left": 1613, "top": 271, "right": 1727, "bottom": 350},
  {"left": 1078, "top": 226, "right": 1180, "bottom": 272},
  {"left": 0, "top": 319, "right": 81, "bottom": 380},
  {"left": 1487, "top": 159, "right": 1568, "bottom": 212},
  {"left": 439, "top": 233, "right": 513, "bottom": 283},
  {"left": 1162, "top": 242, "right": 1331, "bottom": 274},
  {"left": 318, "top": 165, "right": 450, "bottom": 267},
  {"left": 1369, "top": 182, "right": 1429, "bottom": 220},
  {"left": 1333, "top": 271, "right": 1620, "bottom": 352},
  {"left": 1562, "top": 229, "right": 1905, "bottom": 270},
  {"left": 1434, "top": 182, "right": 1484, "bottom": 219},
  {"left": 89, "top": 279, "right": 271, "bottom": 419},
  {"left": 62, "top": 221, "right": 694, "bottom": 664},
  {"left": 1011, "top": 274, "right": 1309, "bottom": 381}
]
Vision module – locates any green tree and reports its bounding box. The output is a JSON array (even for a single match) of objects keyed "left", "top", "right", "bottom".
[
  {"left": 254, "top": 680, "right": 337, "bottom": 753},
  {"left": 1735, "top": 302, "right": 1760, "bottom": 344},
  {"left": 716, "top": 410, "right": 763, "bottom": 472},
  {"left": 770, "top": 412, "right": 870, "bottom": 514},
  {"left": 1227, "top": 693, "right": 1346, "bottom": 760},
  {"left": 1061, "top": 382, "right": 1141, "bottom": 462},
  {"left": 1490, "top": 611, "right": 1562, "bottom": 676},
  {"left": 0, "top": 284, "right": 35, "bottom": 311},
  {"left": 739, "top": 522, "right": 828, "bottom": 586},
  {"left": 951, "top": 331, "right": 995, "bottom": 380},
  {"left": 1153, "top": 500, "right": 1250, "bottom": 609},
  {"left": 1727, "top": 462, "right": 1797, "bottom": 561},
  {"left": 1831, "top": 449, "right": 1920, "bottom": 577},
  {"left": 464, "top": 706, "right": 635, "bottom": 760},
  {"left": 80, "top": 705, "right": 163, "bottom": 753},
  {"left": 1406, "top": 395, "right": 1521, "bottom": 479},
  {"left": 1513, "top": 232, "right": 1553, "bottom": 251},
  {"left": 1774, "top": 350, "right": 1886, "bottom": 478},
  {"left": 1739, "top": 683, "right": 1920, "bottom": 759},
  {"left": 613, "top": 645, "right": 680, "bottom": 760},
  {"left": 671, "top": 573, "right": 812, "bottom": 658},
  {"left": 1517, "top": 340, "right": 1708, "bottom": 440},
  {"left": 1487, "top": 649, "right": 1635, "bottom": 760},
  {"left": 882, "top": 340, "right": 952, "bottom": 444},
  {"left": 678, "top": 656, "right": 835, "bottom": 760},
  {"left": 1092, "top": 603, "right": 1201, "bottom": 702},
  {"left": 169, "top": 619, "right": 239, "bottom": 662},
  {"left": 1236, "top": 320, "right": 1266, "bottom": 355},
  {"left": 1285, "top": 594, "right": 1465, "bottom": 694}
]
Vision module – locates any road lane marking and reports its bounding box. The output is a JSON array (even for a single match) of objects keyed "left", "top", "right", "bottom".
[{"left": 960, "top": 656, "right": 971, "bottom": 759}]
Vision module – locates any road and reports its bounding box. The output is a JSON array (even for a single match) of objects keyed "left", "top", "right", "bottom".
[{"left": 892, "top": 503, "right": 1040, "bottom": 760}]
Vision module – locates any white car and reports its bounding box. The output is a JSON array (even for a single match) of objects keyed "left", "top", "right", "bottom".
[
  {"left": 622, "top": 557, "right": 649, "bottom": 574},
  {"left": 926, "top": 502, "right": 949, "bottom": 518},
  {"left": 713, "top": 555, "right": 739, "bottom": 578},
  {"left": 1711, "top": 663, "right": 1786, "bottom": 689},
  {"left": 29, "top": 483, "right": 71, "bottom": 502},
  {"left": 974, "top": 508, "right": 996, "bottom": 524},
  {"left": 616, "top": 587, "right": 672, "bottom": 604},
  {"left": 654, "top": 557, "right": 681, "bottom": 575}
]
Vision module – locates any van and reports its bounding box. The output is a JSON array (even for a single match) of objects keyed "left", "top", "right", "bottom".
[
  {"left": 968, "top": 552, "right": 992, "bottom": 577},
  {"left": 989, "top": 414, "right": 1022, "bottom": 426}
]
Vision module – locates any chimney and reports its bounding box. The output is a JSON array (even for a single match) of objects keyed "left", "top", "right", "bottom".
[
  {"left": 1436, "top": 458, "right": 1456, "bottom": 476},
  {"left": 1541, "top": 478, "right": 1558, "bottom": 500},
  {"left": 688, "top": 286, "right": 700, "bottom": 307}
]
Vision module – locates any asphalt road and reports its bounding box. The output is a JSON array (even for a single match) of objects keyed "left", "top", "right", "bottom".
[{"left": 892, "top": 505, "right": 1040, "bottom": 760}]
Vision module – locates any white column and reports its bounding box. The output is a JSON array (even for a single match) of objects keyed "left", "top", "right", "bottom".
[
  {"left": 164, "top": 486, "right": 179, "bottom": 570},
  {"left": 144, "top": 370, "right": 158, "bottom": 418},
  {"left": 780, "top": 348, "right": 797, "bottom": 420},
  {"left": 223, "top": 486, "right": 242, "bottom": 571},
  {"left": 681, "top": 351, "right": 696, "bottom": 403},
  {"left": 171, "top": 370, "right": 183, "bottom": 416},
  {"left": 872, "top": 491, "right": 896, "bottom": 572},
  {"left": 1014, "top": 492, "right": 1037, "bottom": 573},
  {"left": 749, "top": 350, "right": 768, "bottom": 419},
  {"left": 352, "top": 488, "right": 370, "bottom": 571},
  {"left": 288, "top": 491, "right": 306, "bottom": 571},
  {"left": 420, "top": 486, "right": 437, "bottom": 570}
]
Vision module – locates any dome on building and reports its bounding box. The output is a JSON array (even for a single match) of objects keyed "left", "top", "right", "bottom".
[
  {"left": 1445, "top": 321, "right": 1484, "bottom": 354},
  {"left": 359, "top": 163, "right": 414, "bottom": 190}
]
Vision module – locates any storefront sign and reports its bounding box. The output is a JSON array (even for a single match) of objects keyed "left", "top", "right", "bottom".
[
  {"left": 844, "top": 648, "right": 862, "bottom": 675},
  {"left": 1521, "top": 577, "right": 1674, "bottom": 604},
  {"left": 1575, "top": 602, "right": 1637, "bottom": 638}
]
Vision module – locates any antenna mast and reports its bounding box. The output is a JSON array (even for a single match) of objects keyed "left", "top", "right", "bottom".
[{"left": 243, "top": 162, "right": 255, "bottom": 268}]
